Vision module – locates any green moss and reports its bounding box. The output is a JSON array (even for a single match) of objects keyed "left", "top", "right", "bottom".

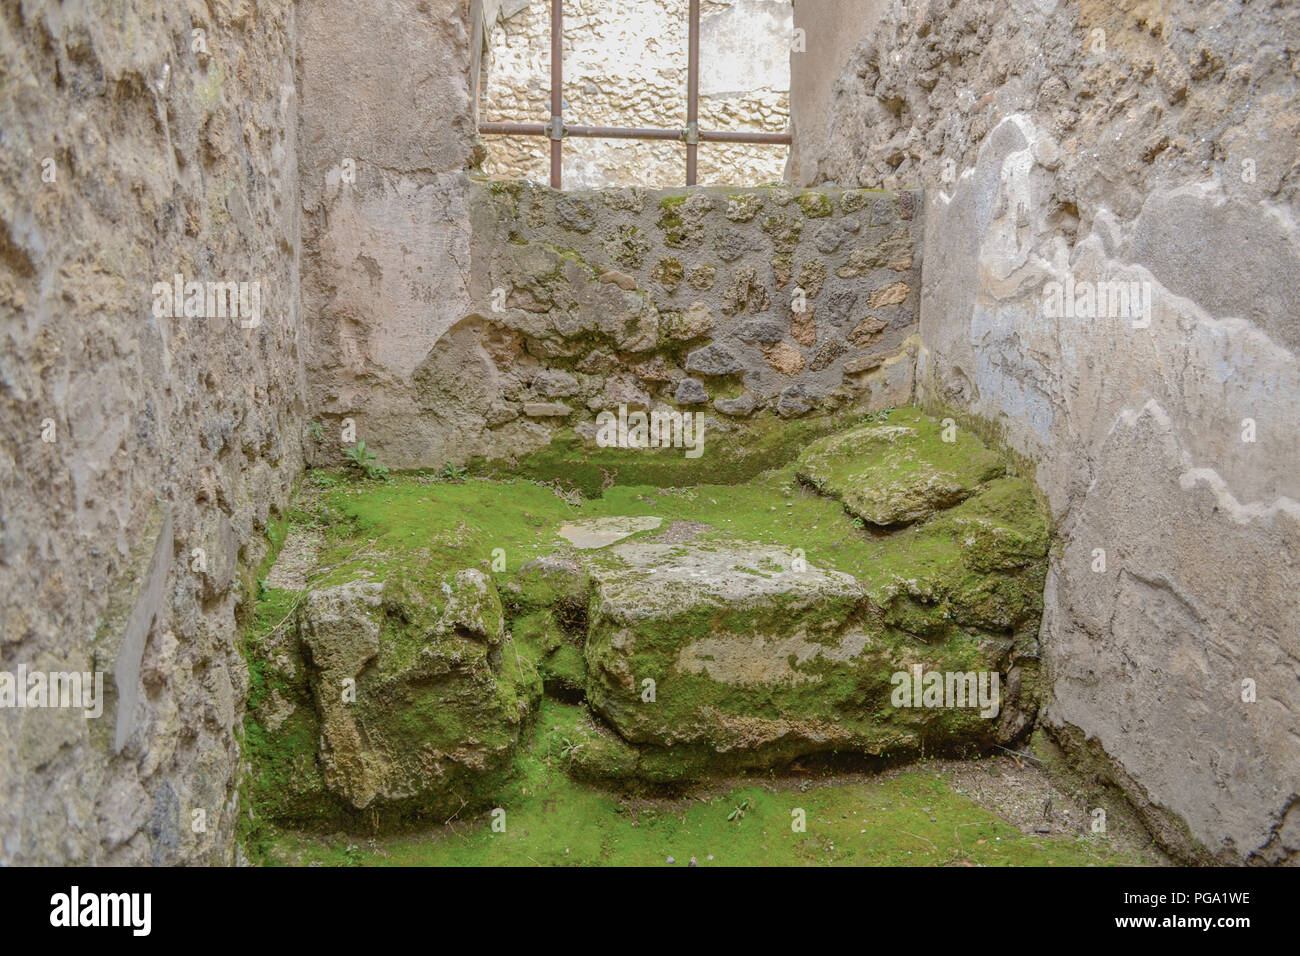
[
  {"left": 241, "top": 404, "right": 1055, "bottom": 858},
  {"left": 239, "top": 499, "right": 547, "bottom": 837},
  {"left": 761, "top": 214, "right": 803, "bottom": 253},
  {"left": 545, "top": 643, "right": 588, "bottom": 692},
  {"left": 916, "top": 398, "right": 1047, "bottom": 508},
  {"left": 242, "top": 705, "right": 335, "bottom": 833},
  {"left": 284, "top": 415, "right": 1044, "bottom": 651},
  {"left": 531, "top": 243, "right": 597, "bottom": 290},
  {"left": 660, "top": 221, "right": 684, "bottom": 246},
  {"left": 511, "top": 607, "right": 587, "bottom": 698},
  {"left": 580, "top": 581, "right": 1008, "bottom": 774},
  {"left": 797, "top": 192, "right": 834, "bottom": 218},
  {"left": 244, "top": 588, "right": 297, "bottom": 708},
  {"left": 473, "top": 409, "right": 862, "bottom": 498},
  {"left": 541, "top": 700, "right": 642, "bottom": 781},
  {"left": 300, "top": 409, "right": 1043, "bottom": 637},
  {"left": 252, "top": 700, "right": 1156, "bottom": 867},
  {"left": 240, "top": 581, "right": 339, "bottom": 839}
]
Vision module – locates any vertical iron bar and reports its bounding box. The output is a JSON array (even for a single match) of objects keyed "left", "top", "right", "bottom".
[
  {"left": 550, "top": 0, "right": 563, "bottom": 188},
  {"left": 686, "top": 0, "right": 700, "bottom": 185}
]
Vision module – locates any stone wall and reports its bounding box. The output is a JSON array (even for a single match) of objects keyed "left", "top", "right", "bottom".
[
  {"left": 298, "top": 0, "right": 918, "bottom": 473},
  {"left": 786, "top": 0, "right": 886, "bottom": 185},
  {"left": 479, "top": 0, "right": 793, "bottom": 187},
  {"left": 0, "top": 1, "right": 305, "bottom": 863},
  {"left": 794, "top": 0, "right": 1300, "bottom": 863},
  {"left": 335, "top": 180, "right": 921, "bottom": 471},
  {"left": 299, "top": 0, "right": 478, "bottom": 475}
]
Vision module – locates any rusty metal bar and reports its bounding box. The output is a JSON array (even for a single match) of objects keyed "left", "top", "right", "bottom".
[
  {"left": 686, "top": 0, "right": 700, "bottom": 185},
  {"left": 566, "top": 125, "right": 683, "bottom": 141},
  {"left": 479, "top": 120, "right": 791, "bottom": 146},
  {"left": 479, "top": 121, "right": 549, "bottom": 136},
  {"left": 549, "top": 0, "right": 562, "bottom": 188},
  {"left": 699, "top": 129, "right": 792, "bottom": 145}
]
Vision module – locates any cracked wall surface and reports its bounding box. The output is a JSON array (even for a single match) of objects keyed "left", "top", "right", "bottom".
[
  {"left": 0, "top": 0, "right": 306, "bottom": 863},
  {"left": 796, "top": 0, "right": 1300, "bottom": 863}
]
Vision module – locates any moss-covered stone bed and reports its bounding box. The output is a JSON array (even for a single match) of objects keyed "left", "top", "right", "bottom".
[{"left": 239, "top": 406, "right": 1156, "bottom": 865}]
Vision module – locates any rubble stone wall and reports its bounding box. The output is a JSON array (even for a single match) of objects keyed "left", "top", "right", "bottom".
[{"left": 326, "top": 180, "right": 922, "bottom": 471}]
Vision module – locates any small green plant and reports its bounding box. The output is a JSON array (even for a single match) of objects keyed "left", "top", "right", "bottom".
[
  {"left": 309, "top": 469, "right": 341, "bottom": 489},
  {"left": 544, "top": 729, "right": 583, "bottom": 761},
  {"left": 438, "top": 460, "right": 469, "bottom": 483},
  {"left": 344, "top": 441, "right": 389, "bottom": 480},
  {"left": 727, "top": 798, "right": 751, "bottom": 822}
]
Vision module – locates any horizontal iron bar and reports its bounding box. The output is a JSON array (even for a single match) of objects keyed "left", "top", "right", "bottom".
[
  {"left": 567, "top": 124, "right": 685, "bottom": 141},
  {"left": 479, "top": 121, "right": 548, "bottom": 136},
  {"left": 698, "top": 129, "right": 792, "bottom": 145},
  {"left": 478, "top": 121, "right": 791, "bottom": 146}
]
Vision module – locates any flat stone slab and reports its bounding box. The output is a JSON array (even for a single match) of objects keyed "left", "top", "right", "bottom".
[
  {"left": 589, "top": 540, "right": 864, "bottom": 617},
  {"left": 557, "top": 516, "right": 662, "bottom": 549}
]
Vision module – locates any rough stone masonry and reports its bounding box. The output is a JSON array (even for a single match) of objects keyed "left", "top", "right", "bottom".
[{"left": 1, "top": 0, "right": 305, "bottom": 864}]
